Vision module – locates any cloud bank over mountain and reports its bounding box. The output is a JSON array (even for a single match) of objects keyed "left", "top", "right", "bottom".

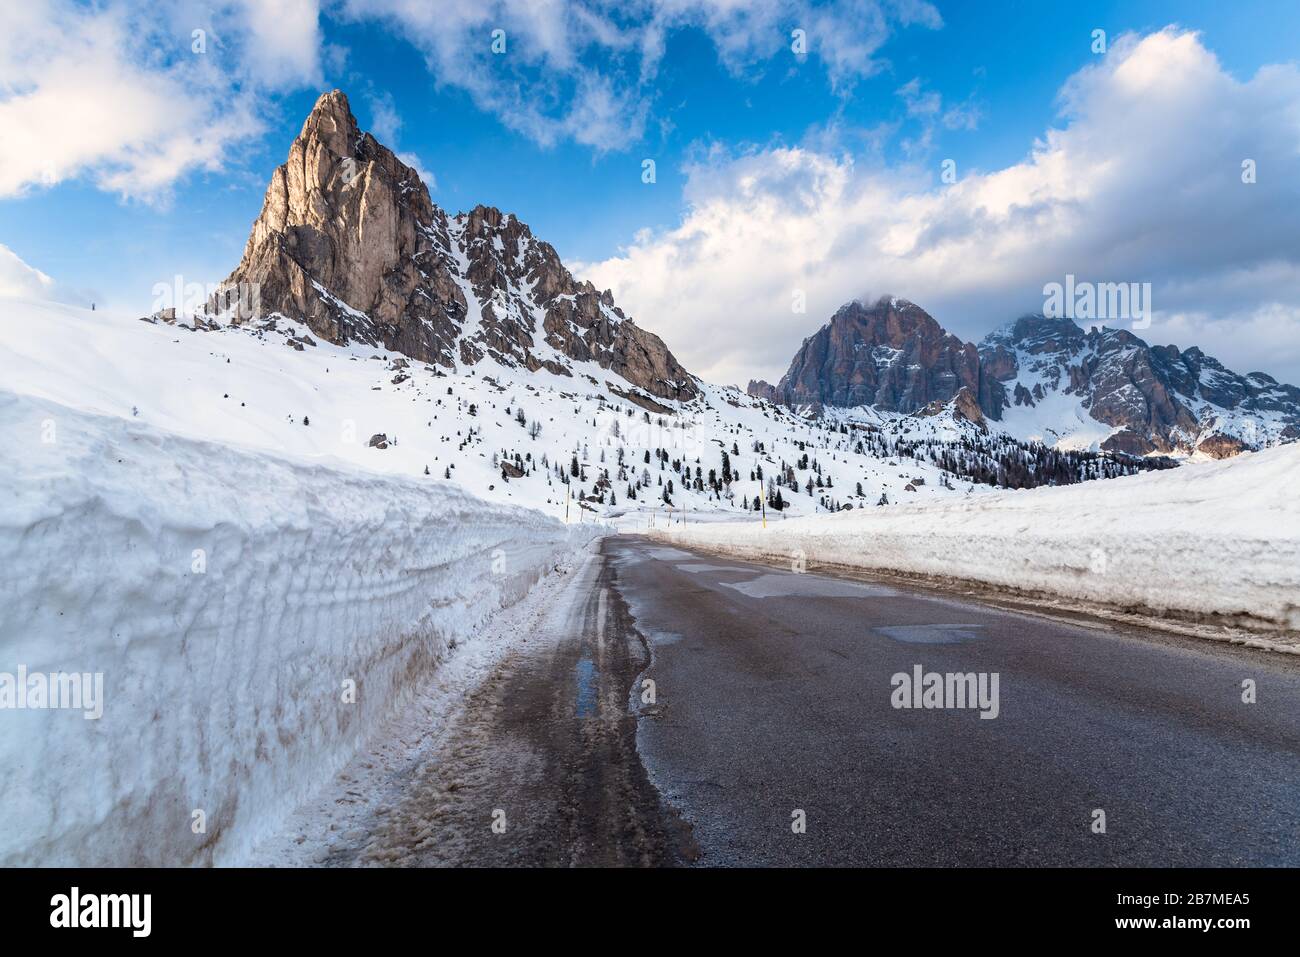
[{"left": 581, "top": 30, "right": 1300, "bottom": 385}]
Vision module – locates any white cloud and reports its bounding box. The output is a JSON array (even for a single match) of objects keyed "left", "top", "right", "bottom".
[
  {"left": 0, "top": 244, "right": 99, "bottom": 306},
  {"left": 0, "top": 244, "right": 57, "bottom": 300},
  {"left": 232, "top": 0, "right": 323, "bottom": 90},
  {"left": 0, "top": 0, "right": 321, "bottom": 202},
  {"left": 897, "top": 78, "right": 941, "bottom": 116},
  {"left": 893, "top": 75, "right": 979, "bottom": 154},
  {"left": 0, "top": 0, "right": 933, "bottom": 196},
  {"left": 580, "top": 29, "right": 1300, "bottom": 386},
  {"left": 339, "top": 0, "right": 940, "bottom": 152},
  {"left": 366, "top": 93, "right": 404, "bottom": 145}
]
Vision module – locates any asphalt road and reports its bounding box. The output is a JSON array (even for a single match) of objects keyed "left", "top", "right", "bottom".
[
  {"left": 312, "top": 534, "right": 1300, "bottom": 867},
  {"left": 606, "top": 535, "right": 1300, "bottom": 866},
  {"left": 314, "top": 549, "right": 694, "bottom": 867}
]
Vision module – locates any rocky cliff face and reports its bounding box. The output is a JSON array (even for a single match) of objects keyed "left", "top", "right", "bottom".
[
  {"left": 749, "top": 297, "right": 1005, "bottom": 419},
  {"left": 753, "top": 300, "right": 1299, "bottom": 457},
  {"left": 979, "top": 314, "right": 1300, "bottom": 455},
  {"left": 210, "top": 90, "right": 695, "bottom": 403}
]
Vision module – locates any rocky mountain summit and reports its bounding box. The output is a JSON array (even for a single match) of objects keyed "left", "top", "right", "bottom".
[
  {"left": 980, "top": 314, "right": 1300, "bottom": 456},
  {"left": 747, "top": 297, "right": 1006, "bottom": 418},
  {"left": 754, "top": 299, "right": 1300, "bottom": 457},
  {"left": 209, "top": 90, "right": 695, "bottom": 404}
]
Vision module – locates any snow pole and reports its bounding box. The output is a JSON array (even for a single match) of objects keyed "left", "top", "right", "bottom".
[{"left": 565, "top": 484, "right": 570, "bottom": 524}]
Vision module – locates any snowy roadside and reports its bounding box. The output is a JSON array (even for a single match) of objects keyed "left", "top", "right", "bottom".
[
  {"left": 648, "top": 443, "right": 1300, "bottom": 653},
  {"left": 245, "top": 542, "right": 605, "bottom": 866},
  {"left": 0, "top": 389, "right": 603, "bottom": 866}
]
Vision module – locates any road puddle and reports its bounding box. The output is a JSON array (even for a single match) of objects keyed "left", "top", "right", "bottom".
[{"left": 575, "top": 650, "right": 599, "bottom": 717}]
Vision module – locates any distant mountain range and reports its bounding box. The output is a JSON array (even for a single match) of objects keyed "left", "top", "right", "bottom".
[
  {"left": 749, "top": 296, "right": 1300, "bottom": 457},
  {"left": 204, "top": 90, "right": 1296, "bottom": 463}
]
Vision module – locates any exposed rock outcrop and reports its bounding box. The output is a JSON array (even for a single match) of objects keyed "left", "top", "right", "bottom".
[
  {"left": 979, "top": 314, "right": 1300, "bottom": 455},
  {"left": 1196, "top": 433, "right": 1250, "bottom": 459},
  {"left": 917, "top": 386, "right": 988, "bottom": 431},
  {"left": 210, "top": 90, "right": 696, "bottom": 402},
  {"left": 748, "top": 297, "right": 1005, "bottom": 419},
  {"left": 756, "top": 301, "right": 1300, "bottom": 458},
  {"left": 746, "top": 379, "right": 779, "bottom": 404}
]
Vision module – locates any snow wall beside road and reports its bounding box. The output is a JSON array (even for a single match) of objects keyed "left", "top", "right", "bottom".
[{"left": 0, "top": 391, "right": 600, "bottom": 865}]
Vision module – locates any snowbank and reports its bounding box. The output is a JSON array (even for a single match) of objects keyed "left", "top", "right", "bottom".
[
  {"left": 0, "top": 390, "right": 599, "bottom": 866},
  {"left": 649, "top": 444, "right": 1300, "bottom": 636}
]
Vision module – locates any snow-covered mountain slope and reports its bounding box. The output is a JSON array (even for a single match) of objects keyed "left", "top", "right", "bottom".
[
  {"left": 979, "top": 314, "right": 1300, "bottom": 457},
  {"left": 1, "top": 298, "right": 1169, "bottom": 529},
  {"left": 754, "top": 298, "right": 1300, "bottom": 460},
  {"left": 651, "top": 441, "right": 1300, "bottom": 645},
  {"left": 0, "top": 385, "right": 599, "bottom": 865},
  {"left": 177, "top": 89, "right": 1170, "bottom": 499}
]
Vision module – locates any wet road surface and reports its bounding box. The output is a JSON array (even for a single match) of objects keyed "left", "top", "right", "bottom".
[{"left": 315, "top": 536, "right": 1300, "bottom": 866}]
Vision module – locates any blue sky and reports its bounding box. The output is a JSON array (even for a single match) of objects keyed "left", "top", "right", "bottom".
[{"left": 3, "top": 1, "right": 1300, "bottom": 383}]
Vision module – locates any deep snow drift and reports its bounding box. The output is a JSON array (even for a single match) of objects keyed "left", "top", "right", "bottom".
[
  {"left": 650, "top": 443, "right": 1300, "bottom": 642},
  {"left": 0, "top": 389, "right": 597, "bottom": 865}
]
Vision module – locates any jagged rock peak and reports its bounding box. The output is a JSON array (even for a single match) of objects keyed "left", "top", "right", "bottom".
[
  {"left": 750, "top": 296, "right": 1005, "bottom": 419},
  {"left": 978, "top": 312, "right": 1300, "bottom": 455},
  {"left": 210, "top": 89, "right": 696, "bottom": 402},
  {"left": 304, "top": 89, "right": 358, "bottom": 154},
  {"left": 756, "top": 295, "right": 1300, "bottom": 458}
]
